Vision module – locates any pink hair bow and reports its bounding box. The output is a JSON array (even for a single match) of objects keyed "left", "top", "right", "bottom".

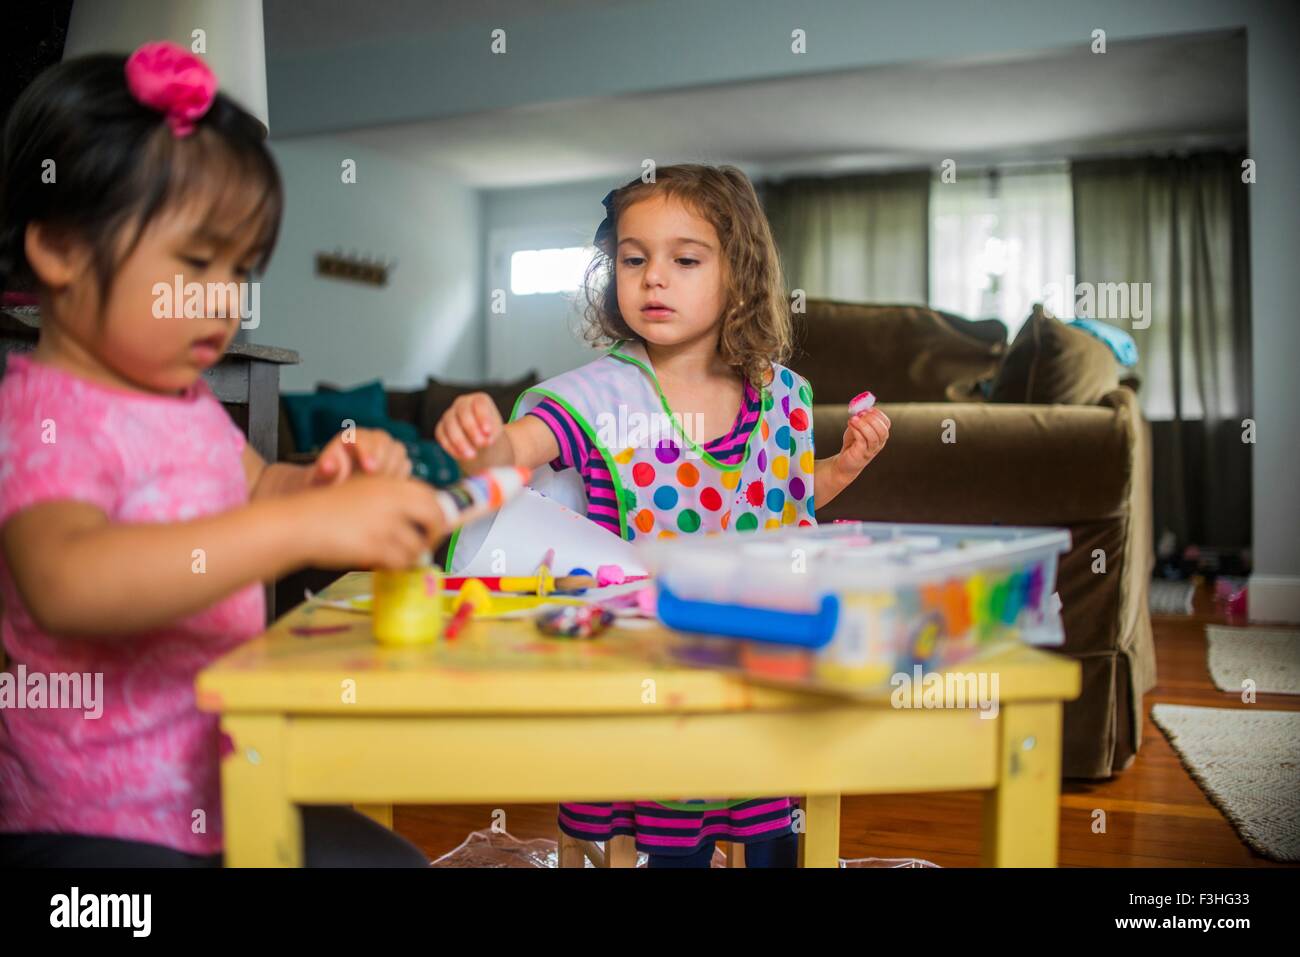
[{"left": 124, "top": 40, "right": 217, "bottom": 137}]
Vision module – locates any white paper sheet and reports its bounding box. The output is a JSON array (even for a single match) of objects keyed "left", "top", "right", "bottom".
[{"left": 449, "top": 487, "right": 648, "bottom": 577}]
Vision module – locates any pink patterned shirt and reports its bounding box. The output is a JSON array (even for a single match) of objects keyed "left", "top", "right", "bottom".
[{"left": 0, "top": 354, "right": 263, "bottom": 855}]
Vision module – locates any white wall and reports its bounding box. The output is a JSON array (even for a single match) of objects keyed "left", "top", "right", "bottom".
[
  {"left": 254, "top": 137, "right": 481, "bottom": 391},
  {"left": 481, "top": 177, "right": 616, "bottom": 380}
]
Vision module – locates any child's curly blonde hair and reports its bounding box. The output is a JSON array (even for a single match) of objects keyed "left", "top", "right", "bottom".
[{"left": 581, "top": 164, "right": 791, "bottom": 388}]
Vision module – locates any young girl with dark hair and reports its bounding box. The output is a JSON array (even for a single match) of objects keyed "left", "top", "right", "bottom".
[{"left": 0, "top": 42, "right": 446, "bottom": 867}]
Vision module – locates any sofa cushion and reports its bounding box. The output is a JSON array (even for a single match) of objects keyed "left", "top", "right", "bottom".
[
  {"left": 281, "top": 379, "right": 387, "bottom": 452},
  {"left": 309, "top": 408, "right": 421, "bottom": 447},
  {"left": 944, "top": 375, "right": 993, "bottom": 403},
  {"left": 990, "top": 307, "right": 1121, "bottom": 405},
  {"left": 419, "top": 370, "right": 539, "bottom": 436},
  {"left": 792, "top": 301, "right": 1006, "bottom": 404}
]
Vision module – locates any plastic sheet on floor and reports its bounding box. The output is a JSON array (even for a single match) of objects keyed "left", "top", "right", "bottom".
[
  {"left": 430, "top": 829, "right": 938, "bottom": 868},
  {"left": 840, "top": 856, "right": 939, "bottom": 868}
]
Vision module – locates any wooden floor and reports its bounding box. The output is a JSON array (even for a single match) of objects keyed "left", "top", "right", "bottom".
[{"left": 394, "top": 584, "right": 1298, "bottom": 867}]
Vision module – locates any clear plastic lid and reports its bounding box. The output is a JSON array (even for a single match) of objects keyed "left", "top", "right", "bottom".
[{"left": 638, "top": 521, "right": 1071, "bottom": 604}]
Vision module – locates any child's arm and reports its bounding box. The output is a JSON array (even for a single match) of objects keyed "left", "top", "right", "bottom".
[
  {"left": 243, "top": 428, "right": 412, "bottom": 499},
  {"left": 0, "top": 475, "right": 446, "bottom": 639},
  {"left": 434, "top": 392, "right": 559, "bottom": 476},
  {"left": 813, "top": 407, "right": 891, "bottom": 507}
]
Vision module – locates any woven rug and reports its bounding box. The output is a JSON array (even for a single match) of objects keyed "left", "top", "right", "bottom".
[
  {"left": 1149, "top": 578, "right": 1195, "bottom": 615},
  {"left": 1150, "top": 704, "right": 1300, "bottom": 861},
  {"left": 1207, "top": 626, "right": 1300, "bottom": 695}
]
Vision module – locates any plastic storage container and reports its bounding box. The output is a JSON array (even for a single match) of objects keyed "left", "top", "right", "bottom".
[{"left": 637, "top": 522, "right": 1070, "bottom": 696}]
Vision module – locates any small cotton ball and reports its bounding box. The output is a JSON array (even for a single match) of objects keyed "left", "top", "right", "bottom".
[{"left": 849, "top": 391, "right": 876, "bottom": 416}]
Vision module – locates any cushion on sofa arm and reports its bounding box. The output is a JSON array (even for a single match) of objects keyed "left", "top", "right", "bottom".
[
  {"left": 281, "top": 380, "right": 387, "bottom": 452},
  {"left": 990, "top": 306, "right": 1121, "bottom": 405}
]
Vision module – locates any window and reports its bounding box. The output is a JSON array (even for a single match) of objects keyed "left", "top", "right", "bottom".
[
  {"left": 509, "top": 246, "right": 595, "bottom": 296},
  {"left": 929, "top": 166, "right": 1074, "bottom": 339}
]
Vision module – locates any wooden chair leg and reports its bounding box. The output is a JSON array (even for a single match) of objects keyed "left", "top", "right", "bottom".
[
  {"left": 558, "top": 832, "right": 588, "bottom": 868},
  {"left": 607, "top": 834, "right": 637, "bottom": 867},
  {"left": 725, "top": 841, "right": 746, "bottom": 868}
]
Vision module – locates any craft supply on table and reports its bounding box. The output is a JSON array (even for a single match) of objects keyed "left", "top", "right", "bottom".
[
  {"left": 372, "top": 559, "right": 443, "bottom": 647},
  {"left": 449, "top": 486, "right": 648, "bottom": 578},
  {"left": 535, "top": 604, "right": 615, "bottom": 639},
  {"left": 848, "top": 390, "right": 877, "bottom": 416},
  {"left": 439, "top": 578, "right": 490, "bottom": 641},
  {"left": 441, "top": 570, "right": 649, "bottom": 594},
  {"left": 452, "top": 578, "right": 494, "bottom": 615},
  {"left": 442, "top": 601, "right": 475, "bottom": 641},
  {"left": 435, "top": 465, "right": 533, "bottom": 530},
  {"left": 596, "top": 564, "right": 626, "bottom": 586},
  {"left": 313, "top": 589, "right": 590, "bottom": 620},
  {"left": 367, "top": 467, "right": 532, "bottom": 646},
  {"left": 638, "top": 521, "right": 1070, "bottom": 697}
]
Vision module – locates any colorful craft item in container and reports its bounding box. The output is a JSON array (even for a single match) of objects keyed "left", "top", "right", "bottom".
[
  {"left": 740, "top": 642, "right": 812, "bottom": 680},
  {"left": 814, "top": 592, "right": 896, "bottom": 686},
  {"left": 640, "top": 521, "right": 1071, "bottom": 697}
]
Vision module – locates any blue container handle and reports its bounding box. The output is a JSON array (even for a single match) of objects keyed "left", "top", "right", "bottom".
[{"left": 656, "top": 583, "right": 839, "bottom": 649}]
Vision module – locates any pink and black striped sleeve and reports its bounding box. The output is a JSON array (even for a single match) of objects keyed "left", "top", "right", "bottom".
[{"left": 526, "top": 397, "right": 594, "bottom": 473}]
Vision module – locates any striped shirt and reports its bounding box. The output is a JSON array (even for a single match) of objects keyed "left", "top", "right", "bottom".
[{"left": 526, "top": 379, "right": 761, "bottom": 536}]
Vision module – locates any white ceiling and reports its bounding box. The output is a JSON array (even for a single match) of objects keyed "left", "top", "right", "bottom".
[
  {"left": 300, "top": 29, "right": 1246, "bottom": 188},
  {"left": 264, "top": 0, "right": 644, "bottom": 54}
]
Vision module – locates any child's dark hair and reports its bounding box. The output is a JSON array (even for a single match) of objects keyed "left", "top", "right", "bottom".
[{"left": 0, "top": 53, "right": 282, "bottom": 302}]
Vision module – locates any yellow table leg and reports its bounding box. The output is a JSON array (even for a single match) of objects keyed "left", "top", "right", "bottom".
[
  {"left": 221, "top": 714, "right": 302, "bottom": 867},
  {"left": 981, "top": 701, "right": 1062, "bottom": 867},
  {"left": 353, "top": 803, "right": 393, "bottom": 829},
  {"left": 798, "top": 794, "right": 841, "bottom": 868}
]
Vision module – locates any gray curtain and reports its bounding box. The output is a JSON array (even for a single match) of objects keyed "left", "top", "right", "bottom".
[
  {"left": 762, "top": 171, "right": 930, "bottom": 303},
  {"left": 1073, "top": 153, "right": 1252, "bottom": 553}
]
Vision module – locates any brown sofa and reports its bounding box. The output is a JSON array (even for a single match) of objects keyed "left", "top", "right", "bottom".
[{"left": 796, "top": 300, "right": 1155, "bottom": 779}]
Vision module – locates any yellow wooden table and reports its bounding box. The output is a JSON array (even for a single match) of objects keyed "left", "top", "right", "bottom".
[{"left": 197, "top": 572, "right": 1080, "bottom": 867}]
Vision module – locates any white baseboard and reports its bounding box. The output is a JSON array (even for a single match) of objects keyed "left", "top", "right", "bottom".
[{"left": 1247, "top": 575, "right": 1300, "bottom": 625}]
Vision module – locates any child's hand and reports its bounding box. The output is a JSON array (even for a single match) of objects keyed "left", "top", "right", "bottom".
[
  {"left": 312, "top": 428, "right": 412, "bottom": 485},
  {"left": 297, "top": 475, "right": 446, "bottom": 569},
  {"left": 435, "top": 392, "right": 504, "bottom": 462},
  {"left": 833, "top": 407, "right": 891, "bottom": 479}
]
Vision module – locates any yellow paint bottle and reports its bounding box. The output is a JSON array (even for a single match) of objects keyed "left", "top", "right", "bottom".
[{"left": 372, "top": 560, "right": 443, "bottom": 646}]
